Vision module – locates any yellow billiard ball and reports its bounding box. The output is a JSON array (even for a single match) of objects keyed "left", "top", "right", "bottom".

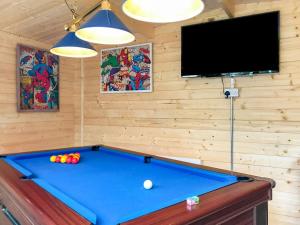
[
  {"left": 50, "top": 156, "right": 56, "bottom": 162},
  {"left": 60, "top": 156, "right": 67, "bottom": 163}
]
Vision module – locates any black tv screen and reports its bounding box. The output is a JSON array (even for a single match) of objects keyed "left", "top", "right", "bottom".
[{"left": 181, "top": 11, "right": 280, "bottom": 77}]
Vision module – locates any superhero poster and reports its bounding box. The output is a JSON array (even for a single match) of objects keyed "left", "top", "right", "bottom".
[
  {"left": 17, "top": 45, "right": 59, "bottom": 112},
  {"left": 100, "top": 43, "right": 152, "bottom": 93}
]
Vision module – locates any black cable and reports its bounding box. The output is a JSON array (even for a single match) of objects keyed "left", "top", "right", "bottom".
[{"left": 221, "top": 77, "right": 224, "bottom": 93}]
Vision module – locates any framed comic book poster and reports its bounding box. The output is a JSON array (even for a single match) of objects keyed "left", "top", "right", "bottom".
[
  {"left": 100, "top": 43, "right": 152, "bottom": 93},
  {"left": 17, "top": 44, "right": 59, "bottom": 112}
]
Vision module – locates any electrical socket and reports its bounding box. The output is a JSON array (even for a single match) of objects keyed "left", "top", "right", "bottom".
[{"left": 224, "top": 88, "right": 239, "bottom": 98}]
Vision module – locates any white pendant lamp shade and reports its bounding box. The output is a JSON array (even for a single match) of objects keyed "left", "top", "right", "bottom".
[
  {"left": 122, "top": 0, "right": 205, "bottom": 23},
  {"left": 75, "top": 10, "right": 135, "bottom": 45}
]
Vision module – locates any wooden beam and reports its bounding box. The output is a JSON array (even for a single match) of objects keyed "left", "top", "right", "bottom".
[{"left": 220, "top": 0, "right": 235, "bottom": 18}]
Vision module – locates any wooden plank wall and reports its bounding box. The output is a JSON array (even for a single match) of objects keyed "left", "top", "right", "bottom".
[
  {"left": 0, "top": 31, "right": 80, "bottom": 154},
  {"left": 78, "top": 0, "right": 299, "bottom": 224}
]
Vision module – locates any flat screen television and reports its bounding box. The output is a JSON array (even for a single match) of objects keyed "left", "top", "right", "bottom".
[{"left": 181, "top": 11, "right": 280, "bottom": 78}]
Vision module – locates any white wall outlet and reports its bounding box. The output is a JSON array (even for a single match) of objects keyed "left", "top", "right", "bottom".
[{"left": 224, "top": 88, "right": 239, "bottom": 98}]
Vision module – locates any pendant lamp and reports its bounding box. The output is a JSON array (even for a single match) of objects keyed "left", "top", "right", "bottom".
[
  {"left": 122, "top": 0, "right": 205, "bottom": 23},
  {"left": 50, "top": 31, "right": 98, "bottom": 58},
  {"left": 75, "top": 0, "right": 135, "bottom": 45}
]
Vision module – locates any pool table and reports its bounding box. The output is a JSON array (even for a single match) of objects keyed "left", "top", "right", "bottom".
[{"left": 0, "top": 145, "right": 275, "bottom": 225}]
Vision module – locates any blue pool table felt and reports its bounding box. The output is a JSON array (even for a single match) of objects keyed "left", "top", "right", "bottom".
[{"left": 5, "top": 147, "right": 237, "bottom": 225}]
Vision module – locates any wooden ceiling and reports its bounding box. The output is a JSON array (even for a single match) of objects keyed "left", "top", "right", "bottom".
[{"left": 0, "top": 0, "right": 271, "bottom": 44}]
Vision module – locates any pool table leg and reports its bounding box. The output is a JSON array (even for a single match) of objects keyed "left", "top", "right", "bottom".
[{"left": 255, "top": 202, "right": 268, "bottom": 225}]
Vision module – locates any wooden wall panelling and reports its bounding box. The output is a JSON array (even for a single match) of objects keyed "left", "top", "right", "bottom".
[
  {"left": 0, "top": 31, "right": 80, "bottom": 154},
  {"left": 79, "top": 1, "right": 300, "bottom": 224}
]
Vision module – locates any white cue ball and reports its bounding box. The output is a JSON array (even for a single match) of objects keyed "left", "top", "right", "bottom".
[{"left": 143, "top": 180, "right": 153, "bottom": 189}]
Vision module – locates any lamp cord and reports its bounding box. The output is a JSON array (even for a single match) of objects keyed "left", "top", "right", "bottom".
[{"left": 221, "top": 76, "right": 225, "bottom": 93}]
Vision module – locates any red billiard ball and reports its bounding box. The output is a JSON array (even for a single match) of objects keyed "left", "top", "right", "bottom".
[
  {"left": 72, "top": 157, "right": 79, "bottom": 164},
  {"left": 66, "top": 156, "right": 73, "bottom": 164},
  {"left": 55, "top": 156, "right": 61, "bottom": 163}
]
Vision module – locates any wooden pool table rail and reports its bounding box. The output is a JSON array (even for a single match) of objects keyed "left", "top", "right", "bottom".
[
  {"left": 0, "top": 160, "right": 90, "bottom": 225},
  {"left": 0, "top": 145, "right": 275, "bottom": 225}
]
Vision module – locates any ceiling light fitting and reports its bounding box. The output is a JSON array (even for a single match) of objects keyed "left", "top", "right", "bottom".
[
  {"left": 122, "top": 0, "right": 205, "bottom": 23},
  {"left": 50, "top": 0, "right": 98, "bottom": 58},
  {"left": 51, "top": 0, "right": 135, "bottom": 58}
]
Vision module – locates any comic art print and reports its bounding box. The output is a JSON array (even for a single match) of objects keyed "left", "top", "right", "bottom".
[
  {"left": 100, "top": 43, "right": 152, "bottom": 93},
  {"left": 17, "top": 44, "right": 59, "bottom": 112}
]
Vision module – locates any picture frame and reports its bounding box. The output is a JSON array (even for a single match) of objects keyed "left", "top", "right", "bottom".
[
  {"left": 100, "top": 43, "right": 152, "bottom": 94},
  {"left": 16, "top": 44, "right": 59, "bottom": 112}
]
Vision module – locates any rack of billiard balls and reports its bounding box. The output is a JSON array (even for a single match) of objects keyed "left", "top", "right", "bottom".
[{"left": 50, "top": 153, "right": 81, "bottom": 164}]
